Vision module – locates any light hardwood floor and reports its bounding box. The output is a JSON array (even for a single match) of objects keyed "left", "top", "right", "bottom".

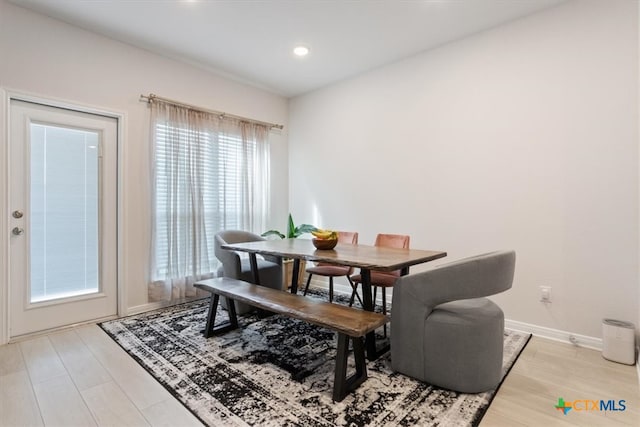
[
  {"left": 1, "top": 325, "right": 638, "bottom": 426},
  {"left": 0, "top": 324, "right": 201, "bottom": 426},
  {"left": 482, "top": 336, "right": 640, "bottom": 426}
]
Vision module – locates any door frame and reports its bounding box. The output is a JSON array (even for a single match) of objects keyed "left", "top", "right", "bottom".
[{"left": 0, "top": 89, "right": 127, "bottom": 344}]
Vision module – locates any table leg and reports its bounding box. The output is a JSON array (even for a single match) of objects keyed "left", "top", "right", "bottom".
[
  {"left": 361, "top": 268, "right": 390, "bottom": 360},
  {"left": 361, "top": 269, "right": 373, "bottom": 311},
  {"left": 361, "top": 269, "right": 377, "bottom": 359},
  {"left": 290, "top": 258, "right": 301, "bottom": 294},
  {"left": 248, "top": 253, "right": 275, "bottom": 317},
  {"left": 249, "top": 253, "right": 261, "bottom": 286}
]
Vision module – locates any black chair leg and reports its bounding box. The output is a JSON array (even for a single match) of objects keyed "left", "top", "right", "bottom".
[
  {"left": 349, "top": 283, "right": 357, "bottom": 307},
  {"left": 347, "top": 276, "right": 363, "bottom": 307},
  {"left": 303, "top": 273, "right": 313, "bottom": 296}
]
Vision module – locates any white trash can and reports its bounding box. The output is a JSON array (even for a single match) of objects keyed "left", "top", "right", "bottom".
[{"left": 602, "top": 319, "right": 636, "bottom": 365}]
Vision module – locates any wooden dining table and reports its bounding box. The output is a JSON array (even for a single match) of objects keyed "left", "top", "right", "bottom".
[{"left": 221, "top": 238, "right": 447, "bottom": 359}]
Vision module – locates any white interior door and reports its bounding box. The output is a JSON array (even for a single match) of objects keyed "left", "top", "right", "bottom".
[{"left": 9, "top": 99, "right": 118, "bottom": 337}]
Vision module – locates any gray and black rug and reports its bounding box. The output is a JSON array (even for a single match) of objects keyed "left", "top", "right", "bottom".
[{"left": 100, "top": 291, "right": 530, "bottom": 426}]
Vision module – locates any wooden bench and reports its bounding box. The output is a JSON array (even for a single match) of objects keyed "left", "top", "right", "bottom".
[{"left": 194, "top": 277, "right": 388, "bottom": 402}]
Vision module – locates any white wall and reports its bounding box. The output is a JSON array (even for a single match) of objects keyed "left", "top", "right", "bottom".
[
  {"left": 0, "top": 0, "right": 289, "bottom": 313},
  {"left": 289, "top": 0, "right": 639, "bottom": 340}
]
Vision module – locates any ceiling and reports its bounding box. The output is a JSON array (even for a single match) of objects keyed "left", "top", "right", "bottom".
[{"left": 11, "top": 0, "right": 566, "bottom": 97}]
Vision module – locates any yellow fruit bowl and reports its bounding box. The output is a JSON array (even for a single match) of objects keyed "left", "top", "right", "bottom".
[{"left": 312, "top": 238, "right": 338, "bottom": 250}]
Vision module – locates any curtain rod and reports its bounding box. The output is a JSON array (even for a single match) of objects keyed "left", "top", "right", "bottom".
[{"left": 139, "top": 93, "right": 284, "bottom": 130}]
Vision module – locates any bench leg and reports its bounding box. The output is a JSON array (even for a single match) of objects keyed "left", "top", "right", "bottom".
[
  {"left": 203, "top": 294, "right": 239, "bottom": 338},
  {"left": 226, "top": 297, "right": 239, "bottom": 329},
  {"left": 333, "top": 334, "right": 368, "bottom": 402}
]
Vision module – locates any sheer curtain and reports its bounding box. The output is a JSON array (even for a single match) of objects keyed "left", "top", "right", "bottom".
[{"left": 148, "top": 100, "right": 270, "bottom": 302}]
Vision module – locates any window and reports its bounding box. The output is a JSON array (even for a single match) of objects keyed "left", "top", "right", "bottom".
[{"left": 149, "top": 100, "right": 270, "bottom": 299}]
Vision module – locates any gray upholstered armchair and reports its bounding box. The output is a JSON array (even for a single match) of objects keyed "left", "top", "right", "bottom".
[
  {"left": 390, "top": 250, "right": 515, "bottom": 393},
  {"left": 214, "top": 230, "right": 283, "bottom": 314}
]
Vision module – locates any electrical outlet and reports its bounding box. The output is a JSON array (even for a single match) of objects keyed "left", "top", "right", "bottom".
[{"left": 540, "top": 286, "right": 552, "bottom": 303}]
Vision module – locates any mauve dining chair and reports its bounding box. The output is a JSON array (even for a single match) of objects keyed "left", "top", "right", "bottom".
[{"left": 303, "top": 231, "right": 361, "bottom": 304}]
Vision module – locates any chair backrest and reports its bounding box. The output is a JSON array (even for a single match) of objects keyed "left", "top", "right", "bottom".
[
  {"left": 338, "top": 231, "right": 358, "bottom": 245},
  {"left": 214, "top": 230, "right": 265, "bottom": 277},
  {"left": 394, "top": 250, "right": 516, "bottom": 311},
  {"left": 374, "top": 233, "right": 410, "bottom": 276},
  {"left": 374, "top": 233, "right": 410, "bottom": 249},
  {"left": 216, "top": 230, "right": 264, "bottom": 245}
]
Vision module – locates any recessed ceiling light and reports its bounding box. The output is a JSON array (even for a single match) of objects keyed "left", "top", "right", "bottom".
[{"left": 293, "top": 46, "right": 310, "bottom": 57}]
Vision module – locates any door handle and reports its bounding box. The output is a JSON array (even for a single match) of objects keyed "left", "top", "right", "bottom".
[
  {"left": 12, "top": 227, "right": 24, "bottom": 236},
  {"left": 12, "top": 210, "right": 24, "bottom": 219}
]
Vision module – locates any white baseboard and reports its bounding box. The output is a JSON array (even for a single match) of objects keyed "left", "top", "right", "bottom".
[
  {"left": 637, "top": 349, "right": 640, "bottom": 388},
  {"left": 126, "top": 301, "right": 167, "bottom": 316},
  {"left": 504, "top": 319, "right": 602, "bottom": 350},
  {"left": 127, "top": 296, "right": 205, "bottom": 316}
]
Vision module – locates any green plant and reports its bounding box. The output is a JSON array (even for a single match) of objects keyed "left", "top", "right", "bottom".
[{"left": 261, "top": 213, "right": 316, "bottom": 239}]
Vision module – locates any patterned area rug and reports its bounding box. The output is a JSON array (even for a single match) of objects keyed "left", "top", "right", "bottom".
[{"left": 100, "top": 291, "right": 530, "bottom": 426}]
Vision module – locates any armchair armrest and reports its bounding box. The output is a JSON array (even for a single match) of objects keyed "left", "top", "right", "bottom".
[
  {"left": 397, "top": 251, "right": 514, "bottom": 307},
  {"left": 214, "top": 235, "right": 242, "bottom": 278}
]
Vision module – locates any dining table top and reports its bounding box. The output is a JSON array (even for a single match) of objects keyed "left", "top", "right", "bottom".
[{"left": 221, "top": 238, "right": 447, "bottom": 272}]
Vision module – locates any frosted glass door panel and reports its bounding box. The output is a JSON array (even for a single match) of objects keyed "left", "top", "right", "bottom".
[
  {"left": 29, "top": 124, "right": 100, "bottom": 302},
  {"left": 10, "top": 98, "right": 117, "bottom": 338}
]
